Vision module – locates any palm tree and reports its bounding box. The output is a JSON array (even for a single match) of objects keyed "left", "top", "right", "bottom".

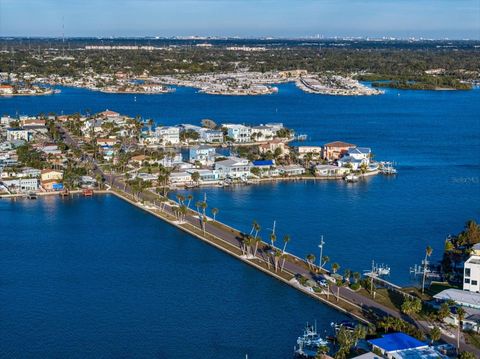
[
  {"left": 273, "top": 250, "right": 282, "bottom": 272},
  {"left": 344, "top": 269, "right": 351, "bottom": 283},
  {"left": 352, "top": 272, "right": 361, "bottom": 284},
  {"left": 250, "top": 220, "right": 257, "bottom": 236},
  {"left": 195, "top": 201, "right": 202, "bottom": 216},
  {"left": 187, "top": 194, "right": 193, "bottom": 208},
  {"left": 211, "top": 208, "right": 218, "bottom": 222},
  {"left": 422, "top": 245, "right": 433, "bottom": 294},
  {"left": 253, "top": 236, "right": 262, "bottom": 257},
  {"left": 253, "top": 222, "right": 261, "bottom": 239},
  {"left": 456, "top": 307, "right": 466, "bottom": 353},
  {"left": 200, "top": 201, "right": 207, "bottom": 217},
  {"left": 430, "top": 326, "right": 441, "bottom": 345},
  {"left": 332, "top": 262, "right": 340, "bottom": 274},
  {"left": 306, "top": 253, "right": 316, "bottom": 270},
  {"left": 270, "top": 233, "right": 277, "bottom": 248},
  {"left": 322, "top": 255, "right": 330, "bottom": 268}
]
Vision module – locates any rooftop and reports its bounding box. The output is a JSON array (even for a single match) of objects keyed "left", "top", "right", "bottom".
[
  {"left": 433, "top": 288, "right": 480, "bottom": 308},
  {"left": 324, "top": 141, "right": 355, "bottom": 148},
  {"left": 368, "top": 333, "right": 427, "bottom": 352}
]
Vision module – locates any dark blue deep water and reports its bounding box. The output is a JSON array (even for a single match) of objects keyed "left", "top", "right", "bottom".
[
  {"left": 1, "top": 84, "right": 480, "bottom": 356},
  {"left": 0, "top": 195, "right": 346, "bottom": 358}
]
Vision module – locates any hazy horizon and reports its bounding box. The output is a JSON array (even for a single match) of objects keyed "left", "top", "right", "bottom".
[{"left": 0, "top": 0, "right": 479, "bottom": 40}]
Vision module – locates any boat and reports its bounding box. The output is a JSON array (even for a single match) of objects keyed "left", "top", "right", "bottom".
[
  {"left": 294, "top": 322, "right": 329, "bottom": 358},
  {"left": 380, "top": 162, "right": 397, "bottom": 175},
  {"left": 83, "top": 188, "right": 94, "bottom": 196},
  {"left": 331, "top": 320, "right": 357, "bottom": 333},
  {"left": 344, "top": 174, "right": 359, "bottom": 183},
  {"left": 27, "top": 192, "right": 37, "bottom": 199}
]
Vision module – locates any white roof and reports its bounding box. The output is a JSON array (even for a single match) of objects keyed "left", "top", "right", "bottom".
[
  {"left": 352, "top": 353, "right": 382, "bottom": 359},
  {"left": 433, "top": 288, "right": 480, "bottom": 308}
]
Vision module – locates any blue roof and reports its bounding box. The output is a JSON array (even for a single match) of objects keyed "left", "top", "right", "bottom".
[
  {"left": 368, "top": 333, "right": 426, "bottom": 352},
  {"left": 253, "top": 160, "right": 274, "bottom": 166}
]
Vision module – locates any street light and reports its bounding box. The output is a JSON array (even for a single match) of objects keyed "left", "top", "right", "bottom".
[{"left": 318, "top": 235, "right": 325, "bottom": 270}]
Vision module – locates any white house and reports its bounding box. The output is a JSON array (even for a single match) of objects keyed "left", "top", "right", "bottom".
[
  {"left": 1, "top": 178, "right": 39, "bottom": 192},
  {"left": 223, "top": 124, "right": 252, "bottom": 143},
  {"left": 214, "top": 157, "right": 252, "bottom": 179},
  {"left": 186, "top": 169, "right": 220, "bottom": 182},
  {"left": 337, "top": 147, "right": 371, "bottom": 170},
  {"left": 169, "top": 171, "right": 192, "bottom": 184},
  {"left": 189, "top": 145, "right": 216, "bottom": 166},
  {"left": 7, "top": 129, "right": 31, "bottom": 142},
  {"left": 464, "top": 255, "right": 480, "bottom": 292},
  {"left": 155, "top": 126, "right": 180, "bottom": 145},
  {"left": 201, "top": 130, "right": 224, "bottom": 143},
  {"left": 251, "top": 125, "right": 274, "bottom": 141},
  {"left": 278, "top": 165, "right": 306, "bottom": 176}
]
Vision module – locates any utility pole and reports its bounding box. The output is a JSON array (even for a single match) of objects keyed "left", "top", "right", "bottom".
[{"left": 318, "top": 235, "right": 325, "bottom": 270}]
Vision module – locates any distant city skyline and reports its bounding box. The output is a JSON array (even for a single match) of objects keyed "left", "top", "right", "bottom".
[{"left": 0, "top": 0, "right": 479, "bottom": 40}]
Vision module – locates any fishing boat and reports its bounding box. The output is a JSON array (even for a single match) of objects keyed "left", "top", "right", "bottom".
[
  {"left": 344, "top": 174, "right": 359, "bottom": 183},
  {"left": 380, "top": 161, "right": 397, "bottom": 175},
  {"left": 294, "top": 322, "right": 329, "bottom": 358}
]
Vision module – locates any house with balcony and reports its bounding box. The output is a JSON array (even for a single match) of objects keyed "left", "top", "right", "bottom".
[
  {"left": 189, "top": 145, "right": 216, "bottom": 166},
  {"left": 223, "top": 124, "right": 252, "bottom": 143},
  {"left": 323, "top": 141, "right": 356, "bottom": 161},
  {"left": 155, "top": 126, "right": 180, "bottom": 145},
  {"left": 214, "top": 157, "right": 252, "bottom": 179}
]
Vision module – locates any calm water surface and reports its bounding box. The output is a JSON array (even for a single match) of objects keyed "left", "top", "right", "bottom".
[{"left": 0, "top": 195, "right": 346, "bottom": 358}]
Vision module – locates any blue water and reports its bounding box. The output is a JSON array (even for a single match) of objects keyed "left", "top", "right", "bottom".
[
  {"left": 1, "top": 83, "right": 480, "bottom": 355},
  {"left": 0, "top": 195, "right": 346, "bottom": 358}
]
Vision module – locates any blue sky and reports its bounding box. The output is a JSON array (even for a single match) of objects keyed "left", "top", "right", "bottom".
[{"left": 0, "top": 0, "right": 479, "bottom": 39}]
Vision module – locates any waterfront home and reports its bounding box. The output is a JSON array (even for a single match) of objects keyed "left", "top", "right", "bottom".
[
  {"left": 368, "top": 333, "right": 429, "bottom": 359},
  {"left": 0, "top": 84, "right": 14, "bottom": 95},
  {"left": 297, "top": 146, "right": 323, "bottom": 158},
  {"left": 155, "top": 126, "right": 180, "bottom": 145},
  {"left": 434, "top": 289, "right": 480, "bottom": 333},
  {"left": 80, "top": 176, "right": 97, "bottom": 187},
  {"left": 323, "top": 141, "right": 356, "bottom": 161},
  {"left": 314, "top": 164, "right": 348, "bottom": 177},
  {"left": 7, "top": 128, "right": 31, "bottom": 142},
  {"left": 258, "top": 139, "right": 290, "bottom": 155},
  {"left": 1, "top": 115, "right": 14, "bottom": 126},
  {"left": 169, "top": 171, "right": 192, "bottom": 185},
  {"left": 278, "top": 165, "right": 306, "bottom": 176},
  {"left": 40, "top": 169, "right": 64, "bottom": 191},
  {"left": 347, "top": 147, "right": 371, "bottom": 162},
  {"left": 464, "top": 255, "right": 480, "bottom": 292},
  {"left": 472, "top": 243, "right": 480, "bottom": 256},
  {"left": 186, "top": 169, "right": 220, "bottom": 182},
  {"left": 189, "top": 145, "right": 216, "bottom": 166},
  {"left": 200, "top": 129, "right": 224, "bottom": 143},
  {"left": 1, "top": 178, "right": 39, "bottom": 192},
  {"left": 214, "top": 157, "right": 252, "bottom": 179},
  {"left": 252, "top": 160, "right": 278, "bottom": 177},
  {"left": 251, "top": 125, "right": 274, "bottom": 141},
  {"left": 21, "top": 167, "right": 42, "bottom": 178},
  {"left": 223, "top": 124, "right": 252, "bottom": 143}
]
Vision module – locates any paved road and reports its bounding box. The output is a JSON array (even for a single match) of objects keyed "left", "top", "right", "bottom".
[{"left": 59, "top": 124, "right": 479, "bottom": 356}]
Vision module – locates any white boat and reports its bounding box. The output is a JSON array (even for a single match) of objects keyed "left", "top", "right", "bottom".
[
  {"left": 380, "top": 162, "right": 397, "bottom": 175},
  {"left": 344, "top": 174, "right": 359, "bottom": 183},
  {"left": 294, "top": 322, "right": 329, "bottom": 358}
]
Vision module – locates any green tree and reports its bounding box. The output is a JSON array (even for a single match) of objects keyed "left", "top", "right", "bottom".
[
  {"left": 332, "top": 262, "right": 340, "bottom": 274},
  {"left": 211, "top": 207, "right": 218, "bottom": 222},
  {"left": 429, "top": 326, "right": 441, "bottom": 345}
]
